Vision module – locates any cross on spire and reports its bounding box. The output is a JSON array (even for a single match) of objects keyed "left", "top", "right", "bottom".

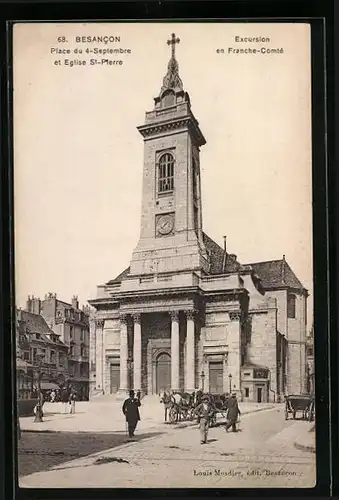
[{"left": 167, "top": 33, "right": 180, "bottom": 59}]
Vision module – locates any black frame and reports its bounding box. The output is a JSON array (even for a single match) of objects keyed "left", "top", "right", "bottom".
[{"left": 0, "top": 2, "right": 336, "bottom": 500}]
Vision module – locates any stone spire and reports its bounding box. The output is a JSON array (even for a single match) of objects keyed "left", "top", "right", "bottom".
[{"left": 160, "top": 33, "right": 183, "bottom": 93}]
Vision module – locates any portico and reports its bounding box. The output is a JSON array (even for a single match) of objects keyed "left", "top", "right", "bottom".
[{"left": 121, "top": 308, "right": 198, "bottom": 395}]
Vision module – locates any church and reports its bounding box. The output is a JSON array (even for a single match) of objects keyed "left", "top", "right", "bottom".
[{"left": 89, "top": 34, "right": 308, "bottom": 403}]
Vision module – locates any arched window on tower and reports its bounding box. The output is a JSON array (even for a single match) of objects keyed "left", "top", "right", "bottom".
[
  {"left": 158, "top": 153, "right": 174, "bottom": 193},
  {"left": 287, "top": 293, "right": 296, "bottom": 319}
]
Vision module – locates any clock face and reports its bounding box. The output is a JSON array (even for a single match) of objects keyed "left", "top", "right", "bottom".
[{"left": 156, "top": 214, "right": 174, "bottom": 235}]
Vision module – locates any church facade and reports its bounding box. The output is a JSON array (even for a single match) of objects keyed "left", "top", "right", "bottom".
[{"left": 89, "top": 34, "right": 308, "bottom": 403}]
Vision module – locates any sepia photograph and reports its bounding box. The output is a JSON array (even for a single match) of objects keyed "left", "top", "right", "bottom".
[{"left": 13, "top": 21, "right": 315, "bottom": 488}]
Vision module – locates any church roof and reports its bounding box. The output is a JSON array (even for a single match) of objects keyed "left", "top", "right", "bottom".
[
  {"left": 202, "top": 233, "right": 242, "bottom": 274},
  {"left": 246, "top": 259, "right": 306, "bottom": 292},
  {"left": 107, "top": 233, "right": 243, "bottom": 284},
  {"left": 108, "top": 267, "right": 131, "bottom": 284}
]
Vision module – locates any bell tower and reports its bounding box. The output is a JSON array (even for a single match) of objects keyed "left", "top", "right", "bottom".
[{"left": 130, "top": 33, "right": 209, "bottom": 276}]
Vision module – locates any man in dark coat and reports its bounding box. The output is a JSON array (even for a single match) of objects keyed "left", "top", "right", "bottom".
[
  {"left": 122, "top": 390, "right": 141, "bottom": 438},
  {"left": 225, "top": 393, "right": 241, "bottom": 432}
]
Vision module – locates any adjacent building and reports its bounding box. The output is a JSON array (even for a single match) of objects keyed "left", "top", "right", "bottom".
[
  {"left": 306, "top": 325, "right": 314, "bottom": 395},
  {"left": 16, "top": 308, "right": 69, "bottom": 399},
  {"left": 25, "top": 294, "right": 90, "bottom": 399},
  {"left": 89, "top": 34, "right": 309, "bottom": 402}
]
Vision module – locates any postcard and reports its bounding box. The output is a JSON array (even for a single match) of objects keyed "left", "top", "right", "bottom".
[{"left": 13, "top": 21, "right": 315, "bottom": 488}]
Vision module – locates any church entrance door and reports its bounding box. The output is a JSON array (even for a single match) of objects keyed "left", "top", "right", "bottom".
[
  {"left": 209, "top": 362, "right": 223, "bottom": 393},
  {"left": 110, "top": 363, "right": 120, "bottom": 394},
  {"left": 156, "top": 352, "right": 171, "bottom": 394}
]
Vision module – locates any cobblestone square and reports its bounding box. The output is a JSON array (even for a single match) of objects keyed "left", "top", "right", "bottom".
[{"left": 18, "top": 405, "right": 316, "bottom": 489}]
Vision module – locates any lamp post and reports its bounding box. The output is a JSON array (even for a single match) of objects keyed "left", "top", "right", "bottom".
[
  {"left": 200, "top": 370, "right": 205, "bottom": 392},
  {"left": 228, "top": 374, "right": 232, "bottom": 393},
  {"left": 34, "top": 353, "right": 44, "bottom": 423}
]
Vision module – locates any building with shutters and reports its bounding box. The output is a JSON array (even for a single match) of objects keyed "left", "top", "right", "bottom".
[
  {"left": 16, "top": 308, "right": 69, "bottom": 399},
  {"left": 89, "top": 33, "right": 309, "bottom": 402},
  {"left": 25, "top": 294, "right": 90, "bottom": 400}
]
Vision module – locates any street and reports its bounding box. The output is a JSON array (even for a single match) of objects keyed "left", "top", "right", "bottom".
[{"left": 18, "top": 405, "right": 316, "bottom": 488}]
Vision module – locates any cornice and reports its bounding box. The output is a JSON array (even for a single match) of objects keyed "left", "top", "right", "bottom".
[{"left": 137, "top": 115, "right": 206, "bottom": 147}]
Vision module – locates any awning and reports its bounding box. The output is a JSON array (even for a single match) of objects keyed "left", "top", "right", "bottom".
[{"left": 40, "top": 382, "right": 60, "bottom": 391}]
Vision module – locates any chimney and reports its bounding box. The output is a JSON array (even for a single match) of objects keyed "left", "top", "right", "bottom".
[
  {"left": 26, "top": 295, "right": 41, "bottom": 314},
  {"left": 17, "top": 308, "right": 23, "bottom": 321},
  {"left": 72, "top": 295, "right": 79, "bottom": 309},
  {"left": 281, "top": 254, "right": 286, "bottom": 284},
  {"left": 222, "top": 236, "right": 227, "bottom": 273}
]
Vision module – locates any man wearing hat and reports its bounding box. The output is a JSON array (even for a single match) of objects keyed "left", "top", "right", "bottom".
[
  {"left": 122, "top": 390, "right": 141, "bottom": 438},
  {"left": 225, "top": 393, "right": 241, "bottom": 432},
  {"left": 194, "top": 395, "right": 215, "bottom": 444}
]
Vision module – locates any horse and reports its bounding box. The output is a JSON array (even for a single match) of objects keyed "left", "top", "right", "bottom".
[
  {"left": 160, "top": 391, "right": 192, "bottom": 423},
  {"left": 160, "top": 391, "right": 173, "bottom": 422}
]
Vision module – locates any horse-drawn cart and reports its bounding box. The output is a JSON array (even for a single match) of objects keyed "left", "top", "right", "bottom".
[
  {"left": 285, "top": 394, "right": 315, "bottom": 422},
  {"left": 203, "top": 393, "right": 229, "bottom": 426},
  {"left": 161, "top": 392, "right": 196, "bottom": 424}
]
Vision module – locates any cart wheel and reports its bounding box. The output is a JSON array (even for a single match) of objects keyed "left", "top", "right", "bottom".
[{"left": 169, "top": 408, "right": 177, "bottom": 424}]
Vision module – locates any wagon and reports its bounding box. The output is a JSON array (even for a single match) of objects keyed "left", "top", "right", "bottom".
[
  {"left": 202, "top": 393, "right": 229, "bottom": 427},
  {"left": 168, "top": 400, "right": 194, "bottom": 423},
  {"left": 161, "top": 392, "right": 196, "bottom": 424},
  {"left": 284, "top": 394, "right": 315, "bottom": 421}
]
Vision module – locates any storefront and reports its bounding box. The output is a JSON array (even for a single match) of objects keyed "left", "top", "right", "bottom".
[{"left": 16, "top": 358, "right": 33, "bottom": 399}]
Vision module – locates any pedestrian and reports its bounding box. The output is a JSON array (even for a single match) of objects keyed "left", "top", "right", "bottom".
[
  {"left": 50, "top": 390, "right": 56, "bottom": 403},
  {"left": 195, "top": 395, "right": 214, "bottom": 444},
  {"left": 69, "top": 390, "right": 76, "bottom": 414},
  {"left": 60, "top": 386, "right": 69, "bottom": 414},
  {"left": 136, "top": 389, "right": 141, "bottom": 402},
  {"left": 225, "top": 393, "right": 241, "bottom": 433},
  {"left": 122, "top": 390, "right": 141, "bottom": 438}
]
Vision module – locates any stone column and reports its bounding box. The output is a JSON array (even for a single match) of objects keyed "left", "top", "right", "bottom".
[
  {"left": 95, "top": 319, "right": 104, "bottom": 393},
  {"left": 119, "top": 315, "right": 129, "bottom": 394},
  {"left": 170, "top": 311, "right": 180, "bottom": 392},
  {"left": 228, "top": 311, "right": 242, "bottom": 398},
  {"left": 133, "top": 314, "right": 142, "bottom": 392},
  {"left": 186, "top": 310, "right": 195, "bottom": 392}
]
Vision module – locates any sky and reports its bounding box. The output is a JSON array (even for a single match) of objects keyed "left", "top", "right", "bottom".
[{"left": 13, "top": 22, "right": 313, "bottom": 327}]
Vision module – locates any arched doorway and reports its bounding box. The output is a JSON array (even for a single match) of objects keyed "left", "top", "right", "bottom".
[{"left": 156, "top": 352, "right": 171, "bottom": 394}]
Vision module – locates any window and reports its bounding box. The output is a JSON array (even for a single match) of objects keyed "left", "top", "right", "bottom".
[
  {"left": 81, "top": 346, "right": 85, "bottom": 357},
  {"left": 287, "top": 294, "right": 296, "bottom": 319},
  {"left": 70, "top": 345, "right": 74, "bottom": 356},
  {"left": 158, "top": 153, "right": 174, "bottom": 193},
  {"left": 245, "top": 388, "right": 249, "bottom": 398},
  {"left": 50, "top": 350, "right": 56, "bottom": 364},
  {"left": 70, "top": 326, "right": 74, "bottom": 340}
]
